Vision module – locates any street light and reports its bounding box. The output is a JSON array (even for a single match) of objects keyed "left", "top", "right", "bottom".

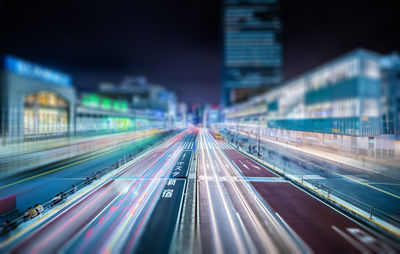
[{"left": 236, "top": 120, "right": 239, "bottom": 147}]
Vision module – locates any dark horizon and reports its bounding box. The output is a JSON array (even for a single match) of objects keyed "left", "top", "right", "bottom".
[{"left": 1, "top": 0, "right": 399, "bottom": 105}]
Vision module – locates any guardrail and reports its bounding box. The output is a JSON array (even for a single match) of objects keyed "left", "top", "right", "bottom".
[
  {"left": 221, "top": 130, "right": 400, "bottom": 240},
  {"left": 0, "top": 130, "right": 177, "bottom": 237}
]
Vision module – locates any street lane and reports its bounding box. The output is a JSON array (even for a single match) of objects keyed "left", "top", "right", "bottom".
[
  {"left": 4, "top": 130, "right": 194, "bottom": 253},
  {"left": 252, "top": 181, "right": 398, "bottom": 254},
  {"left": 198, "top": 128, "right": 302, "bottom": 253},
  {"left": 225, "top": 130, "right": 400, "bottom": 226},
  {"left": 67, "top": 132, "right": 195, "bottom": 253},
  {"left": 222, "top": 142, "right": 399, "bottom": 253},
  {"left": 0, "top": 134, "right": 165, "bottom": 222},
  {"left": 224, "top": 149, "right": 277, "bottom": 178},
  {"left": 2, "top": 127, "right": 398, "bottom": 254},
  {"left": 134, "top": 134, "right": 195, "bottom": 253}
]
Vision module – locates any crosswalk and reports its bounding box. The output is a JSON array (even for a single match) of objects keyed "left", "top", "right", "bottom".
[
  {"left": 181, "top": 141, "right": 194, "bottom": 150},
  {"left": 197, "top": 139, "right": 233, "bottom": 150},
  {"left": 178, "top": 138, "right": 232, "bottom": 151},
  {"left": 177, "top": 130, "right": 234, "bottom": 150}
]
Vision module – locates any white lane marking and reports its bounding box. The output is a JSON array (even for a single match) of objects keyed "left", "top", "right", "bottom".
[
  {"left": 231, "top": 161, "right": 242, "bottom": 173},
  {"left": 215, "top": 160, "right": 221, "bottom": 173},
  {"left": 332, "top": 226, "right": 371, "bottom": 254},
  {"left": 210, "top": 136, "right": 282, "bottom": 253},
  {"left": 236, "top": 212, "right": 257, "bottom": 254},
  {"left": 60, "top": 188, "right": 125, "bottom": 252},
  {"left": 239, "top": 160, "right": 249, "bottom": 170},
  {"left": 346, "top": 228, "right": 396, "bottom": 254},
  {"left": 211, "top": 134, "right": 300, "bottom": 253},
  {"left": 202, "top": 129, "right": 246, "bottom": 253},
  {"left": 248, "top": 162, "right": 260, "bottom": 170},
  {"left": 200, "top": 130, "right": 223, "bottom": 254}
]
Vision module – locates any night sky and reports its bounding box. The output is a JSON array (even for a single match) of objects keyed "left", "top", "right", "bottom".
[{"left": 1, "top": 0, "right": 399, "bottom": 104}]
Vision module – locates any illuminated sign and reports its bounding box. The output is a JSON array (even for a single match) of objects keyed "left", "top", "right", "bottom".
[
  {"left": 4, "top": 55, "right": 72, "bottom": 86},
  {"left": 81, "top": 93, "right": 128, "bottom": 113}
]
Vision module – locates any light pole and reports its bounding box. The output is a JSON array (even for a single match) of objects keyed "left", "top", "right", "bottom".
[{"left": 236, "top": 120, "right": 239, "bottom": 145}]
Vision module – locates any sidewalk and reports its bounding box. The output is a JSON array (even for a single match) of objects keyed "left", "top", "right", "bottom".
[{"left": 236, "top": 130, "right": 400, "bottom": 180}]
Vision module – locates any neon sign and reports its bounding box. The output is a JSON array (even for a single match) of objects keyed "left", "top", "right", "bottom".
[{"left": 4, "top": 55, "right": 72, "bottom": 86}]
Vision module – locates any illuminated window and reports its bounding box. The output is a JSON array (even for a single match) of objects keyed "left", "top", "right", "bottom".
[{"left": 23, "top": 91, "right": 69, "bottom": 137}]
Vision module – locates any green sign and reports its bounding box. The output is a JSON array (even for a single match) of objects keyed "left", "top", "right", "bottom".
[{"left": 81, "top": 93, "right": 129, "bottom": 112}]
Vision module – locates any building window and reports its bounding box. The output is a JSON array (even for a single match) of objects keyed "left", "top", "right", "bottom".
[{"left": 23, "top": 91, "right": 69, "bottom": 138}]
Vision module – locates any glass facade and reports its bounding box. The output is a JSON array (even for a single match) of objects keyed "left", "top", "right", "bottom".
[
  {"left": 222, "top": 0, "right": 282, "bottom": 106},
  {"left": 23, "top": 91, "right": 69, "bottom": 137},
  {"left": 224, "top": 49, "right": 392, "bottom": 137}
]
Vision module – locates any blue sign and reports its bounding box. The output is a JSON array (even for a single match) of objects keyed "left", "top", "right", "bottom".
[{"left": 4, "top": 55, "right": 72, "bottom": 86}]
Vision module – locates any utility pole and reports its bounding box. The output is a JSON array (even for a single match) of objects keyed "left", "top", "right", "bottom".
[{"left": 236, "top": 120, "right": 239, "bottom": 143}]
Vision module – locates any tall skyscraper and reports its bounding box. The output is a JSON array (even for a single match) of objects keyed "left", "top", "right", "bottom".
[{"left": 222, "top": 0, "right": 282, "bottom": 106}]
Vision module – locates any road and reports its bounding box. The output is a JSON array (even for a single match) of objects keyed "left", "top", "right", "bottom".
[
  {"left": 197, "top": 128, "right": 303, "bottom": 253},
  {"left": 1, "top": 128, "right": 398, "bottom": 254},
  {"left": 0, "top": 134, "right": 164, "bottom": 223},
  {"left": 225, "top": 129, "right": 400, "bottom": 228},
  {"left": 2, "top": 130, "right": 195, "bottom": 253},
  {"left": 198, "top": 128, "right": 399, "bottom": 254}
]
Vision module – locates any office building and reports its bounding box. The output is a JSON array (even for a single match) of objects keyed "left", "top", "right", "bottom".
[{"left": 222, "top": 0, "right": 282, "bottom": 106}]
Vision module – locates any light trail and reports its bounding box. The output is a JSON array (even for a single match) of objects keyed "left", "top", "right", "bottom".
[
  {"left": 199, "top": 129, "right": 224, "bottom": 254},
  {"left": 199, "top": 128, "right": 247, "bottom": 253},
  {"left": 205, "top": 129, "right": 302, "bottom": 253},
  {"left": 5, "top": 130, "right": 192, "bottom": 253}
]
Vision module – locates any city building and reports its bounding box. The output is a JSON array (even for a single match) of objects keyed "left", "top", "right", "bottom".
[
  {"left": 0, "top": 56, "right": 179, "bottom": 143},
  {"left": 191, "top": 104, "right": 204, "bottom": 125},
  {"left": 204, "top": 105, "right": 220, "bottom": 128},
  {"left": 0, "top": 55, "right": 76, "bottom": 143},
  {"left": 98, "top": 76, "right": 177, "bottom": 124},
  {"left": 176, "top": 102, "right": 189, "bottom": 128},
  {"left": 76, "top": 92, "right": 165, "bottom": 133},
  {"left": 222, "top": 0, "right": 282, "bottom": 106},
  {"left": 222, "top": 49, "right": 400, "bottom": 158}
]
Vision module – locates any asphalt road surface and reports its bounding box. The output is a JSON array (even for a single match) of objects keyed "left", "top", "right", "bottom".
[
  {"left": 2, "top": 130, "right": 196, "bottom": 253},
  {"left": 1, "top": 128, "right": 398, "bottom": 254}
]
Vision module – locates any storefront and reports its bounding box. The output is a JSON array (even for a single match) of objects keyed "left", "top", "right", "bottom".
[{"left": 0, "top": 55, "right": 76, "bottom": 143}]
